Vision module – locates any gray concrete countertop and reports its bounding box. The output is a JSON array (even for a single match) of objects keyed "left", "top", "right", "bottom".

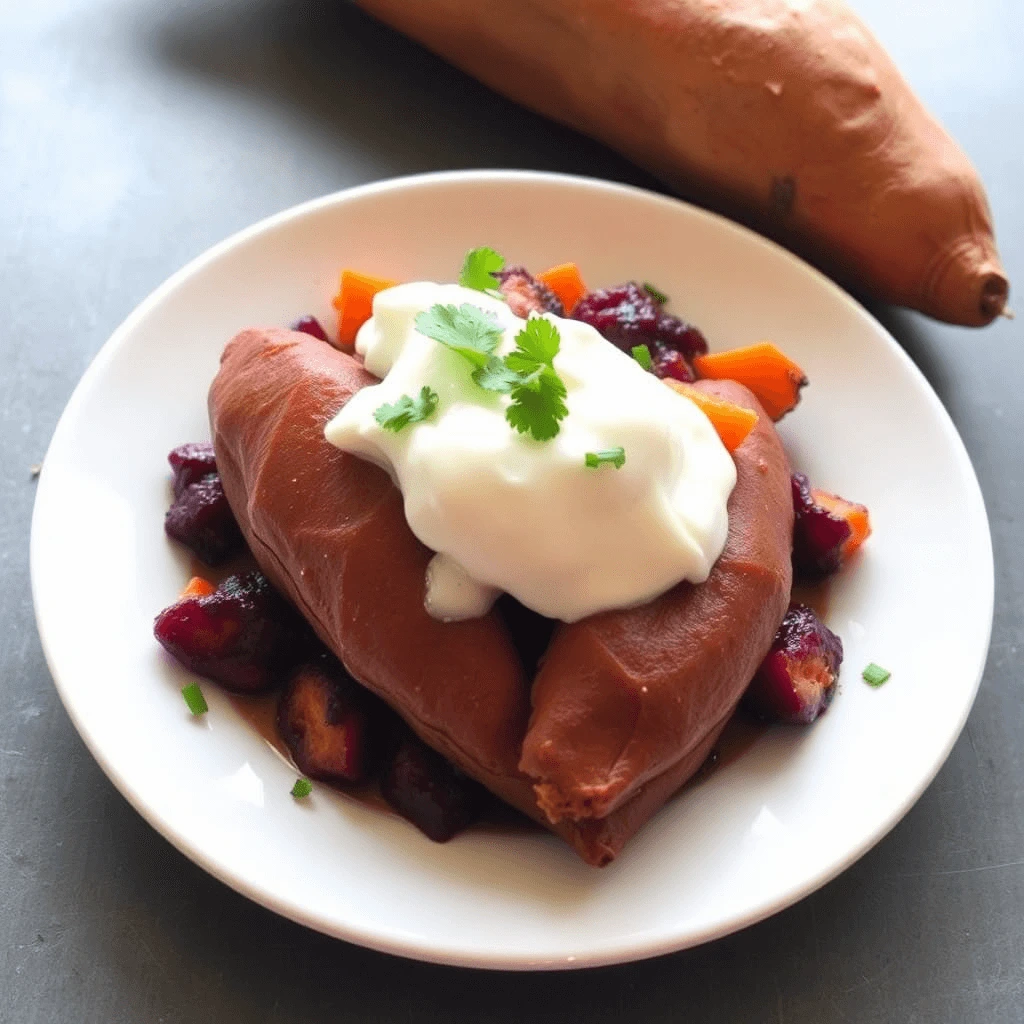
[{"left": 2, "top": 1, "right": 1021, "bottom": 1020}]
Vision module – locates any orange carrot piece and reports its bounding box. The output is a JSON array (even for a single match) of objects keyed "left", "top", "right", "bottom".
[
  {"left": 180, "top": 576, "right": 217, "bottom": 600},
  {"left": 664, "top": 379, "right": 759, "bottom": 453},
  {"left": 812, "top": 489, "right": 872, "bottom": 558},
  {"left": 692, "top": 342, "right": 807, "bottom": 421},
  {"left": 332, "top": 270, "right": 398, "bottom": 349},
  {"left": 537, "top": 262, "right": 588, "bottom": 314}
]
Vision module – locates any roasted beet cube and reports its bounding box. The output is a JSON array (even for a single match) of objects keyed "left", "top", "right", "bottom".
[
  {"left": 572, "top": 282, "right": 708, "bottom": 360},
  {"left": 154, "top": 571, "right": 303, "bottom": 693},
  {"left": 496, "top": 266, "right": 565, "bottom": 319},
  {"left": 164, "top": 474, "right": 243, "bottom": 566},
  {"left": 168, "top": 442, "right": 217, "bottom": 499},
  {"left": 380, "top": 732, "right": 486, "bottom": 842},
  {"left": 651, "top": 343, "right": 695, "bottom": 382},
  {"left": 290, "top": 315, "right": 329, "bottom": 342},
  {"left": 278, "top": 654, "right": 377, "bottom": 784},
  {"left": 745, "top": 604, "right": 843, "bottom": 724},
  {"left": 653, "top": 308, "right": 710, "bottom": 360},
  {"left": 791, "top": 473, "right": 854, "bottom": 579}
]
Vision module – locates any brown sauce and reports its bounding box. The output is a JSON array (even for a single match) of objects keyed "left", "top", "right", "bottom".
[
  {"left": 208, "top": 577, "right": 827, "bottom": 838},
  {"left": 790, "top": 577, "right": 831, "bottom": 619},
  {"left": 702, "top": 711, "right": 768, "bottom": 775},
  {"left": 227, "top": 688, "right": 768, "bottom": 836},
  {"left": 227, "top": 691, "right": 392, "bottom": 813}
]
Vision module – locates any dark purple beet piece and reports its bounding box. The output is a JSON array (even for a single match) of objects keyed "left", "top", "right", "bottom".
[
  {"left": 495, "top": 266, "right": 565, "bottom": 318},
  {"left": 290, "top": 315, "right": 329, "bottom": 342},
  {"left": 380, "top": 732, "right": 486, "bottom": 842},
  {"left": 791, "top": 473, "right": 853, "bottom": 579},
  {"left": 154, "top": 571, "right": 304, "bottom": 693},
  {"left": 278, "top": 652, "right": 378, "bottom": 784},
  {"left": 572, "top": 282, "right": 708, "bottom": 360},
  {"left": 164, "top": 473, "right": 244, "bottom": 566},
  {"left": 168, "top": 442, "right": 217, "bottom": 499},
  {"left": 654, "top": 309, "right": 709, "bottom": 360},
  {"left": 651, "top": 343, "right": 695, "bottom": 383},
  {"left": 745, "top": 604, "right": 844, "bottom": 725}
]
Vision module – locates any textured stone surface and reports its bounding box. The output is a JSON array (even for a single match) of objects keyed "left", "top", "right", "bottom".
[{"left": 1, "top": 0, "right": 1021, "bottom": 1019}]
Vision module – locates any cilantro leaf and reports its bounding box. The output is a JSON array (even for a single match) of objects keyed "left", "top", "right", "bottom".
[
  {"left": 374, "top": 386, "right": 439, "bottom": 432},
  {"left": 503, "top": 316, "right": 568, "bottom": 442},
  {"left": 509, "top": 316, "right": 560, "bottom": 367},
  {"left": 584, "top": 447, "right": 626, "bottom": 469},
  {"left": 507, "top": 370, "right": 568, "bottom": 442},
  {"left": 472, "top": 356, "right": 521, "bottom": 394},
  {"left": 415, "top": 303, "right": 504, "bottom": 370},
  {"left": 631, "top": 344, "right": 653, "bottom": 371},
  {"left": 459, "top": 246, "right": 506, "bottom": 296}
]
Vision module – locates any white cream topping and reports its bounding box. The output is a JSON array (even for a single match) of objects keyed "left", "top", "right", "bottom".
[{"left": 326, "top": 282, "right": 736, "bottom": 623}]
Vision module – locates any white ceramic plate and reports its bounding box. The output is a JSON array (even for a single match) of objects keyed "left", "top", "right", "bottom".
[{"left": 31, "top": 171, "right": 993, "bottom": 970}]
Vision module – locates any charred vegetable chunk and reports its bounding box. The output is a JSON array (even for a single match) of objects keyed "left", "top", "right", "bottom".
[
  {"left": 572, "top": 282, "right": 708, "bottom": 366},
  {"left": 165, "top": 442, "right": 243, "bottom": 565},
  {"left": 153, "top": 571, "right": 303, "bottom": 693},
  {"left": 380, "top": 731, "right": 487, "bottom": 842},
  {"left": 278, "top": 654, "right": 376, "bottom": 784},
  {"left": 289, "top": 315, "right": 330, "bottom": 342},
  {"left": 495, "top": 266, "right": 565, "bottom": 319},
  {"left": 168, "top": 442, "right": 218, "bottom": 499},
  {"left": 791, "top": 472, "right": 852, "bottom": 579},
  {"left": 745, "top": 604, "right": 843, "bottom": 724},
  {"left": 812, "top": 487, "right": 872, "bottom": 561},
  {"left": 165, "top": 473, "right": 244, "bottom": 566},
  {"left": 651, "top": 345, "right": 695, "bottom": 383}
]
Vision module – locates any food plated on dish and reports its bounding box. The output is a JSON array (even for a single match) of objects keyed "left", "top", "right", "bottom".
[
  {"left": 31, "top": 171, "right": 993, "bottom": 966},
  {"left": 154, "top": 247, "right": 869, "bottom": 866}
]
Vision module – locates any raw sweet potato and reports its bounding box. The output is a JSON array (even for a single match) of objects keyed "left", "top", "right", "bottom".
[{"left": 355, "top": 0, "right": 1008, "bottom": 326}]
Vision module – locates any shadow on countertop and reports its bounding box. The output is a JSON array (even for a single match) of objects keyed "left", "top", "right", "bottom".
[{"left": 149, "top": 0, "right": 662, "bottom": 190}]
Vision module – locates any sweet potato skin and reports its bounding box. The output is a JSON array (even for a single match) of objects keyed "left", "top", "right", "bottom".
[
  {"left": 209, "top": 329, "right": 792, "bottom": 864},
  {"left": 521, "top": 380, "right": 793, "bottom": 823},
  {"left": 355, "top": 0, "right": 1007, "bottom": 326},
  {"left": 209, "top": 328, "right": 536, "bottom": 814}
]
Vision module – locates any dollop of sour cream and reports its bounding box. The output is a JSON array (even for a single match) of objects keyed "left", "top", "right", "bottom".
[{"left": 324, "top": 283, "right": 736, "bottom": 623}]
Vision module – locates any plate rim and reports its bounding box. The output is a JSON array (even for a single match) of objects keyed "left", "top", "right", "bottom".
[{"left": 30, "top": 168, "right": 995, "bottom": 970}]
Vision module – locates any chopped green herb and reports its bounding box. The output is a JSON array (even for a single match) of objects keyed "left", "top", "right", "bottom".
[
  {"left": 631, "top": 343, "right": 653, "bottom": 371},
  {"left": 862, "top": 663, "right": 891, "bottom": 688},
  {"left": 504, "top": 317, "right": 568, "bottom": 442},
  {"left": 415, "top": 303, "right": 504, "bottom": 370},
  {"left": 585, "top": 447, "right": 626, "bottom": 469},
  {"left": 181, "top": 682, "right": 208, "bottom": 716},
  {"left": 643, "top": 282, "right": 669, "bottom": 305},
  {"left": 472, "top": 356, "right": 522, "bottom": 394},
  {"left": 291, "top": 778, "right": 313, "bottom": 799},
  {"left": 374, "top": 386, "right": 439, "bottom": 432},
  {"left": 506, "top": 315, "right": 560, "bottom": 369},
  {"left": 415, "top": 305, "right": 568, "bottom": 441},
  {"left": 459, "top": 246, "right": 506, "bottom": 297},
  {"left": 507, "top": 372, "right": 567, "bottom": 442}
]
